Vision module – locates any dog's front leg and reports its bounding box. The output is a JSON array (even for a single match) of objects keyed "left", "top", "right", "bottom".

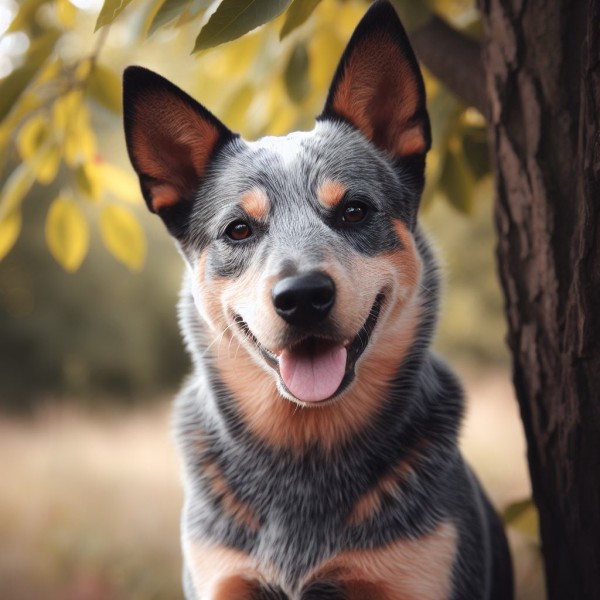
[{"left": 183, "top": 539, "right": 289, "bottom": 599}]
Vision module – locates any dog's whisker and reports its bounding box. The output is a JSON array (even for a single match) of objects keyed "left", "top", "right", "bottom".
[{"left": 201, "top": 321, "right": 237, "bottom": 358}]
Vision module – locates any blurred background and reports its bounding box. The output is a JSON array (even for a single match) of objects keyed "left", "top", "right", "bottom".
[{"left": 0, "top": 0, "right": 543, "bottom": 598}]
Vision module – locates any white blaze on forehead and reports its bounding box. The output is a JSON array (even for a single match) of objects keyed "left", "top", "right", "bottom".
[{"left": 248, "top": 131, "right": 309, "bottom": 169}]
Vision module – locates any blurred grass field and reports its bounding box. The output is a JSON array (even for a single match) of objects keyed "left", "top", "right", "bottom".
[
  {"left": 0, "top": 401, "right": 182, "bottom": 600},
  {"left": 0, "top": 367, "right": 544, "bottom": 600}
]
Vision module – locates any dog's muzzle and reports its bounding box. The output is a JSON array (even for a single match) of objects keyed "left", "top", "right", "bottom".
[{"left": 236, "top": 290, "right": 384, "bottom": 405}]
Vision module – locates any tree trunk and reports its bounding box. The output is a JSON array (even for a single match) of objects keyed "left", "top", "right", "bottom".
[{"left": 479, "top": 0, "right": 600, "bottom": 597}]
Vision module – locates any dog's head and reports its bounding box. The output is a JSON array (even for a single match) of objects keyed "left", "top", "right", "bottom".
[{"left": 124, "top": 1, "right": 432, "bottom": 411}]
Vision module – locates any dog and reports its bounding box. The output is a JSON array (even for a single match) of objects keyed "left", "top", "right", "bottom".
[{"left": 123, "top": 1, "right": 513, "bottom": 598}]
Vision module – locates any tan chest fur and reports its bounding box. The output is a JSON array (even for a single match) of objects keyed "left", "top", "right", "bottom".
[{"left": 185, "top": 521, "right": 457, "bottom": 600}]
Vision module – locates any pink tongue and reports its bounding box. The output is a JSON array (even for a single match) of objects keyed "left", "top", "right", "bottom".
[{"left": 279, "top": 341, "right": 347, "bottom": 403}]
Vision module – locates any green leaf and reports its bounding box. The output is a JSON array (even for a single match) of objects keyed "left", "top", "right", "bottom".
[
  {"left": 284, "top": 43, "right": 310, "bottom": 103},
  {"left": 462, "top": 127, "right": 491, "bottom": 180},
  {"left": 99, "top": 204, "right": 146, "bottom": 271},
  {"left": 95, "top": 0, "right": 135, "bottom": 31},
  {"left": 438, "top": 145, "right": 475, "bottom": 214},
  {"left": 0, "top": 30, "right": 60, "bottom": 124},
  {"left": 389, "top": 0, "right": 432, "bottom": 32},
  {"left": 421, "top": 91, "right": 462, "bottom": 206},
  {"left": 279, "top": 0, "right": 321, "bottom": 39},
  {"left": 46, "top": 195, "right": 89, "bottom": 272},
  {"left": 503, "top": 498, "right": 534, "bottom": 524},
  {"left": 427, "top": 90, "right": 463, "bottom": 155},
  {"left": 87, "top": 63, "right": 122, "bottom": 113},
  {"left": 503, "top": 497, "right": 540, "bottom": 540},
  {"left": 193, "top": 0, "right": 292, "bottom": 51},
  {"left": 148, "top": 0, "right": 192, "bottom": 34}
]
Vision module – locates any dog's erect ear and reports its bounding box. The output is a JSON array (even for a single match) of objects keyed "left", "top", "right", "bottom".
[
  {"left": 123, "top": 66, "right": 234, "bottom": 232},
  {"left": 319, "top": 1, "right": 430, "bottom": 159}
]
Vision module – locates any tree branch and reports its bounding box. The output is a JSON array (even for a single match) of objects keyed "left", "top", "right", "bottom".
[{"left": 410, "top": 15, "right": 488, "bottom": 119}]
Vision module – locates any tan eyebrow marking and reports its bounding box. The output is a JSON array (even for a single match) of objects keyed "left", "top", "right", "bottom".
[
  {"left": 240, "top": 188, "right": 270, "bottom": 220},
  {"left": 318, "top": 180, "right": 348, "bottom": 208}
]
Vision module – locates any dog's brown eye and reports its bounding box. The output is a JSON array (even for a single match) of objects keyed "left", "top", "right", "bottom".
[
  {"left": 343, "top": 202, "right": 368, "bottom": 223},
  {"left": 225, "top": 221, "right": 252, "bottom": 241}
]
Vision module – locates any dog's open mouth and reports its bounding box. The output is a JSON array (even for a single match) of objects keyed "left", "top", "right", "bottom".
[{"left": 235, "top": 293, "right": 384, "bottom": 404}]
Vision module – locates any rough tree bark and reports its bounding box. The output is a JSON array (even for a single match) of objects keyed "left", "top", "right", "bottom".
[
  {"left": 481, "top": 0, "right": 600, "bottom": 597},
  {"left": 413, "top": 1, "right": 600, "bottom": 598}
]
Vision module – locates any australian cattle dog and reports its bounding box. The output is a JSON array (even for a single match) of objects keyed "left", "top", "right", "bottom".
[{"left": 123, "top": 1, "right": 513, "bottom": 598}]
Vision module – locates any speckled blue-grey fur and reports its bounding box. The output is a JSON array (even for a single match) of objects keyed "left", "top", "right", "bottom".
[{"left": 122, "top": 1, "right": 513, "bottom": 598}]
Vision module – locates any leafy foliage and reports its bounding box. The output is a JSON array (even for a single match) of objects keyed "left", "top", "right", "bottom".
[
  {"left": 0, "top": 0, "right": 489, "bottom": 272},
  {"left": 45, "top": 193, "right": 89, "bottom": 272},
  {"left": 193, "top": 0, "right": 292, "bottom": 51},
  {"left": 503, "top": 497, "right": 540, "bottom": 541}
]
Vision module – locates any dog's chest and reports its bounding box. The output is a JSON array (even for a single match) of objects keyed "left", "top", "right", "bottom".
[
  {"left": 184, "top": 491, "right": 458, "bottom": 600},
  {"left": 186, "top": 440, "right": 356, "bottom": 572}
]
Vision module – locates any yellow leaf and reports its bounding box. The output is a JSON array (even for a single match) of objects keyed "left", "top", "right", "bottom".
[
  {"left": 17, "top": 115, "right": 62, "bottom": 184},
  {"left": 55, "top": 96, "right": 97, "bottom": 167},
  {"left": 0, "top": 93, "right": 42, "bottom": 164},
  {"left": 87, "top": 64, "right": 122, "bottom": 114},
  {"left": 65, "top": 125, "right": 96, "bottom": 167},
  {"left": 0, "top": 210, "right": 21, "bottom": 261},
  {"left": 45, "top": 195, "right": 89, "bottom": 272},
  {"left": 17, "top": 115, "right": 50, "bottom": 161},
  {"left": 38, "top": 58, "right": 62, "bottom": 84},
  {"left": 52, "top": 93, "right": 71, "bottom": 136},
  {"left": 53, "top": 91, "right": 83, "bottom": 137},
  {"left": 75, "top": 59, "right": 93, "bottom": 80},
  {"left": 56, "top": 0, "right": 77, "bottom": 28},
  {"left": 96, "top": 162, "right": 141, "bottom": 204},
  {"left": 99, "top": 204, "right": 146, "bottom": 271},
  {"left": 75, "top": 162, "right": 102, "bottom": 201},
  {"left": 36, "top": 144, "right": 62, "bottom": 185}
]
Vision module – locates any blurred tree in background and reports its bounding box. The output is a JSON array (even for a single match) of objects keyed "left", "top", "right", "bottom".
[{"left": 0, "top": 0, "right": 504, "bottom": 406}]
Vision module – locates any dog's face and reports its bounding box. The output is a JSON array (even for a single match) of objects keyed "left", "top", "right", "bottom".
[{"left": 123, "top": 1, "right": 431, "bottom": 408}]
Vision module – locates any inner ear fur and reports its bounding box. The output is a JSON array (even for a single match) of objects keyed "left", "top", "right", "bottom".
[
  {"left": 320, "top": 0, "right": 431, "bottom": 159},
  {"left": 123, "top": 66, "right": 234, "bottom": 216}
]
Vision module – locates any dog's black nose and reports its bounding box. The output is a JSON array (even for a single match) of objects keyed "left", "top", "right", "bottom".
[{"left": 272, "top": 272, "right": 335, "bottom": 327}]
